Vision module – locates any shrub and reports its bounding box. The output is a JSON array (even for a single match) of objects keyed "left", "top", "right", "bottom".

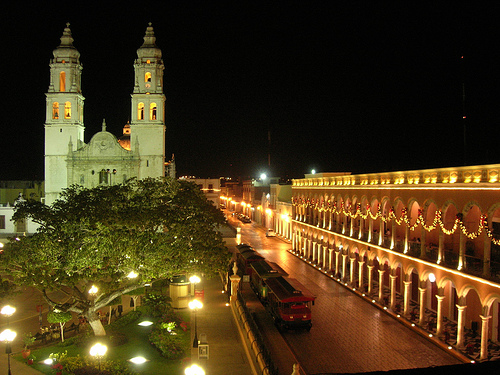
[
  {"left": 149, "top": 328, "right": 186, "bottom": 360},
  {"left": 61, "top": 355, "right": 135, "bottom": 375},
  {"left": 142, "top": 293, "right": 172, "bottom": 318}
]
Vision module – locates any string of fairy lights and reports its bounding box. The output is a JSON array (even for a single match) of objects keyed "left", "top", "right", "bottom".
[{"left": 292, "top": 198, "right": 500, "bottom": 246}]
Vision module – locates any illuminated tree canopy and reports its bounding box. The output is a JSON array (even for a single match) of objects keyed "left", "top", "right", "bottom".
[{"left": 1, "top": 178, "right": 229, "bottom": 336}]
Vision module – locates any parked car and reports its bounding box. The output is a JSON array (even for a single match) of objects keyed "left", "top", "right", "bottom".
[
  {"left": 240, "top": 215, "right": 251, "bottom": 223},
  {"left": 266, "top": 229, "right": 276, "bottom": 237}
]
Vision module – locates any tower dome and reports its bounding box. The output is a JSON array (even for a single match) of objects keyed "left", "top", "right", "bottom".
[
  {"left": 136, "top": 23, "right": 162, "bottom": 61},
  {"left": 52, "top": 23, "right": 80, "bottom": 63}
]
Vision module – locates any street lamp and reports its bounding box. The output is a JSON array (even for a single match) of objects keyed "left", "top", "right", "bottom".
[
  {"left": 188, "top": 299, "right": 203, "bottom": 348},
  {"left": 88, "top": 285, "right": 98, "bottom": 295},
  {"left": 1, "top": 305, "right": 16, "bottom": 326},
  {"left": 0, "top": 329, "right": 16, "bottom": 375},
  {"left": 90, "top": 343, "right": 107, "bottom": 372},
  {"left": 185, "top": 364, "right": 205, "bottom": 375},
  {"left": 189, "top": 275, "right": 200, "bottom": 296}
]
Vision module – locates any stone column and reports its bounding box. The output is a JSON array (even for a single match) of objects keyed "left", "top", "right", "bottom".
[
  {"left": 322, "top": 245, "right": 328, "bottom": 269},
  {"left": 438, "top": 229, "right": 444, "bottom": 264},
  {"left": 436, "top": 295, "right": 445, "bottom": 336},
  {"left": 230, "top": 264, "right": 241, "bottom": 303},
  {"left": 418, "top": 287, "right": 427, "bottom": 326},
  {"left": 391, "top": 221, "right": 396, "bottom": 249},
  {"left": 358, "top": 217, "right": 364, "bottom": 239},
  {"left": 378, "top": 217, "right": 384, "bottom": 246},
  {"left": 390, "top": 274, "right": 397, "bottom": 310},
  {"left": 404, "top": 226, "right": 410, "bottom": 254},
  {"left": 420, "top": 229, "right": 427, "bottom": 258},
  {"left": 341, "top": 253, "right": 348, "bottom": 282},
  {"left": 456, "top": 304, "right": 467, "bottom": 348},
  {"left": 368, "top": 217, "right": 374, "bottom": 243},
  {"left": 458, "top": 232, "right": 466, "bottom": 270},
  {"left": 312, "top": 241, "right": 317, "bottom": 263},
  {"left": 349, "top": 257, "right": 356, "bottom": 285},
  {"left": 378, "top": 268, "right": 386, "bottom": 303},
  {"left": 403, "top": 280, "right": 412, "bottom": 316},
  {"left": 480, "top": 314, "right": 491, "bottom": 361},
  {"left": 328, "top": 248, "right": 334, "bottom": 272},
  {"left": 335, "top": 250, "right": 341, "bottom": 278},
  {"left": 367, "top": 265, "right": 374, "bottom": 295},
  {"left": 483, "top": 236, "right": 491, "bottom": 278},
  {"left": 358, "top": 261, "right": 365, "bottom": 290}
]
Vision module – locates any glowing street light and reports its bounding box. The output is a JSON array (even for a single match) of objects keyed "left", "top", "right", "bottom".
[
  {"left": 185, "top": 364, "right": 205, "bottom": 375},
  {"left": 129, "top": 356, "right": 148, "bottom": 364},
  {"left": 1, "top": 306, "right": 15, "bottom": 322},
  {"left": 189, "top": 275, "right": 201, "bottom": 296},
  {"left": 127, "top": 271, "right": 138, "bottom": 279},
  {"left": 189, "top": 299, "right": 203, "bottom": 348},
  {"left": 0, "top": 329, "right": 16, "bottom": 375},
  {"left": 88, "top": 285, "right": 98, "bottom": 295},
  {"left": 90, "top": 343, "right": 107, "bottom": 371}
]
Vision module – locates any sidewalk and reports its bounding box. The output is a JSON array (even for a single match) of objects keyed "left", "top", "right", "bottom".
[{"left": 189, "top": 277, "right": 255, "bottom": 375}]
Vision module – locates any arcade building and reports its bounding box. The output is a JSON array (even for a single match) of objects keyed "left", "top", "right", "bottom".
[{"left": 291, "top": 165, "right": 500, "bottom": 361}]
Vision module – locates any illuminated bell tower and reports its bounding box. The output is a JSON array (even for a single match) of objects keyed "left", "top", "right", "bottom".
[
  {"left": 130, "top": 23, "right": 166, "bottom": 179},
  {"left": 44, "top": 23, "right": 85, "bottom": 204}
]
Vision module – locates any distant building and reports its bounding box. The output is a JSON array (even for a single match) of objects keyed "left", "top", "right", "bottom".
[
  {"left": 0, "top": 181, "right": 43, "bottom": 245},
  {"left": 44, "top": 23, "right": 167, "bottom": 204},
  {"left": 183, "top": 178, "right": 221, "bottom": 207}
]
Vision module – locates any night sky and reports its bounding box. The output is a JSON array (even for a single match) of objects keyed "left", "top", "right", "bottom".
[{"left": 1, "top": 2, "right": 499, "bottom": 181}]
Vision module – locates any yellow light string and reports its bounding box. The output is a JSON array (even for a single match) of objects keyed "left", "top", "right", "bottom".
[{"left": 291, "top": 198, "right": 500, "bottom": 244}]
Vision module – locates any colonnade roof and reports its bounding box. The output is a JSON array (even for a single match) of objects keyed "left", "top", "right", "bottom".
[{"left": 293, "top": 164, "right": 500, "bottom": 188}]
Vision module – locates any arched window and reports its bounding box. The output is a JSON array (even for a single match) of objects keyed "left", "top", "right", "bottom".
[
  {"left": 99, "top": 169, "right": 108, "bottom": 185},
  {"left": 145, "top": 72, "right": 152, "bottom": 82},
  {"left": 52, "top": 102, "right": 59, "bottom": 119},
  {"left": 150, "top": 103, "right": 157, "bottom": 120},
  {"left": 64, "top": 102, "right": 71, "bottom": 119},
  {"left": 138, "top": 102, "right": 145, "bottom": 120},
  {"left": 59, "top": 71, "right": 66, "bottom": 92}
]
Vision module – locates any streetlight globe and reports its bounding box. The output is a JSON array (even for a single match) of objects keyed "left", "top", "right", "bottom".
[
  {"left": 0, "top": 329, "right": 16, "bottom": 343},
  {"left": 90, "top": 343, "right": 107, "bottom": 357},
  {"left": 88, "top": 285, "right": 98, "bottom": 295},
  {"left": 0, "top": 305, "right": 15, "bottom": 317},
  {"left": 189, "top": 275, "right": 201, "bottom": 284},
  {"left": 127, "top": 271, "right": 138, "bottom": 279},
  {"left": 185, "top": 364, "right": 205, "bottom": 375},
  {"left": 189, "top": 300, "right": 203, "bottom": 310}
]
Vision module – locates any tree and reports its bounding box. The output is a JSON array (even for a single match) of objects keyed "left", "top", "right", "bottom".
[
  {"left": 47, "top": 310, "right": 72, "bottom": 342},
  {"left": 2, "top": 178, "right": 229, "bottom": 336}
]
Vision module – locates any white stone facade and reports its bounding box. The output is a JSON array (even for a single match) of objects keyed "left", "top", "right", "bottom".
[{"left": 44, "top": 23, "right": 166, "bottom": 204}]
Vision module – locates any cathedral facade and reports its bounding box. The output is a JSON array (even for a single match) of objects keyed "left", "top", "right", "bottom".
[{"left": 44, "top": 23, "right": 167, "bottom": 204}]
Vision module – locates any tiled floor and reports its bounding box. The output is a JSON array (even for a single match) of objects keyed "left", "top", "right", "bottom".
[{"left": 366, "top": 281, "right": 500, "bottom": 362}]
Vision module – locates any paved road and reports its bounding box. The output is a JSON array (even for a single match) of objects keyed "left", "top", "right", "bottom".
[{"left": 234, "top": 217, "right": 462, "bottom": 374}]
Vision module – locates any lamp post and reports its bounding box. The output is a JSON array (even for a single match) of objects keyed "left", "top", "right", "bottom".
[
  {"left": 90, "top": 343, "right": 107, "bottom": 372},
  {"left": 189, "top": 275, "right": 200, "bottom": 296},
  {"left": 188, "top": 299, "right": 203, "bottom": 348},
  {"left": 1, "top": 305, "right": 16, "bottom": 326},
  {"left": 0, "top": 329, "right": 16, "bottom": 375}
]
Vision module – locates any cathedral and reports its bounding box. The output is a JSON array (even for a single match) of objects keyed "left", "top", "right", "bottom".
[{"left": 44, "top": 23, "right": 174, "bottom": 205}]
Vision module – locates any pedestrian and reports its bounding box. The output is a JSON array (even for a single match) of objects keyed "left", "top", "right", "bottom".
[{"left": 117, "top": 304, "right": 123, "bottom": 317}]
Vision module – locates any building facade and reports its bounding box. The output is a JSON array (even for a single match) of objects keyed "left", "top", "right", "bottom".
[
  {"left": 291, "top": 165, "right": 500, "bottom": 361},
  {"left": 183, "top": 178, "right": 221, "bottom": 207},
  {"left": 44, "top": 23, "right": 166, "bottom": 204}
]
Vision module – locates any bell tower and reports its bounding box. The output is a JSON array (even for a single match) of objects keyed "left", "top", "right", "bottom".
[
  {"left": 130, "top": 23, "right": 166, "bottom": 179},
  {"left": 44, "top": 23, "right": 85, "bottom": 204}
]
